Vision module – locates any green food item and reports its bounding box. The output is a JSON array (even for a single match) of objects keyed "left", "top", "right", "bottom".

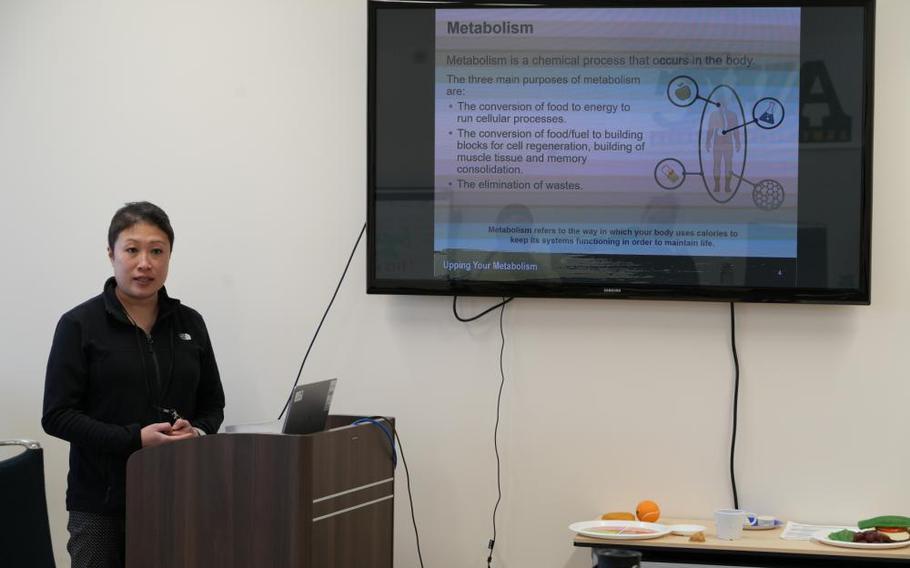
[
  {"left": 858, "top": 516, "right": 910, "bottom": 530},
  {"left": 828, "top": 529, "right": 856, "bottom": 542}
]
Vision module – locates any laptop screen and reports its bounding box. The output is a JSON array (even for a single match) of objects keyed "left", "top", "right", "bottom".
[{"left": 281, "top": 378, "right": 337, "bottom": 435}]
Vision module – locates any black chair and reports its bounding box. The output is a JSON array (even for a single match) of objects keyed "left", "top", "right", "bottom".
[{"left": 0, "top": 440, "right": 56, "bottom": 568}]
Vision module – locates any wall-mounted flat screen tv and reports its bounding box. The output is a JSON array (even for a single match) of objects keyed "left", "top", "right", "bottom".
[{"left": 368, "top": 0, "right": 874, "bottom": 304}]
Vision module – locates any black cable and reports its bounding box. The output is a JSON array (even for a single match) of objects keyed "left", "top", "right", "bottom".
[
  {"left": 729, "top": 302, "right": 740, "bottom": 509},
  {"left": 451, "top": 296, "right": 511, "bottom": 565},
  {"left": 394, "top": 428, "right": 425, "bottom": 568},
  {"left": 453, "top": 296, "right": 513, "bottom": 322},
  {"left": 277, "top": 222, "right": 366, "bottom": 421},
  {"left": 357, "top": 416, "right": 422, "bottom": 567},
  {"left": 487, "top": 299, "right": 507, "bottom": 567}
]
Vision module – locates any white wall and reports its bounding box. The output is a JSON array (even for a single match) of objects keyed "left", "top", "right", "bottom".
[{"left": 1, "top": 2, "right": 907, "bottom": 567}]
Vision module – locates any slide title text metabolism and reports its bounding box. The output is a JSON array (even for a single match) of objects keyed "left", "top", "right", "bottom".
[{"left": 447, "top": 21, "right": 534, "bottom": 35}]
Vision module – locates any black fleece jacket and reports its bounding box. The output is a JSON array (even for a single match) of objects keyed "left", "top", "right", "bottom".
[{"left": 42, "top": 278, "right": 225, "bottom": 516}]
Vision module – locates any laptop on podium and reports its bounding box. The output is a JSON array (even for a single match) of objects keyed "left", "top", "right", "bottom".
[{"left": 281, "top": 378, "right": 337, "bottom": 435}]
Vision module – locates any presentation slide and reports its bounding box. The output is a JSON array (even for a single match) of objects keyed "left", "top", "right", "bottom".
[{"left": 433, "top": 8, "right": 800, "bottom": 280}]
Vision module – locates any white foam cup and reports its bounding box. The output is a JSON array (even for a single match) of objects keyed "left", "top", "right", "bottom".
[{"left": 715, "top": 509, "right": 747, "bottom": 540}]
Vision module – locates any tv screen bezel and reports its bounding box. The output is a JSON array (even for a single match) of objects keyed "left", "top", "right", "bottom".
[{"left": 366, "top": 0, "right": 875, "bottom": 305}]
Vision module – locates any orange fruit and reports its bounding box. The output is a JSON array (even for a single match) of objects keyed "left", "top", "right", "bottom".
[
  {"left": 601, "top": 512, "right": 636, "bottom": 521},
  {"left": 636, "top": 500, "right": 661, "bottom": 523}
]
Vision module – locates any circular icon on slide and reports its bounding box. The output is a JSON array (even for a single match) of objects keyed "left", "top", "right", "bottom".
[
  {"left": 752, "top": 97, "right": 784, "bottom": 129},
  {"left": 654, "top": 158, "right": 686, "bottom": 190},
  {"left": 752, "top": 179, "right": 785, "bottom": 210},
  {"left": 667, "top": 75, "right": 699, "bottom": 108}
]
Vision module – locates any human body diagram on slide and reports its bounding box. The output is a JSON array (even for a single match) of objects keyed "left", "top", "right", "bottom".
[{"left": 654, "top": 75, "right": 786, "bottom": 211}]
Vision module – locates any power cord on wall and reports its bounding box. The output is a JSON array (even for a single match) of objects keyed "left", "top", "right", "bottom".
[
  {"left": 488, "top": 300, "right": 508, "bottom": 567},
  {"left": 353, "top": 416, "right": 424, "bottom": 568},
  {"left": 395, "top": 427, "right": 425, "bottom": 568},
  {"left": 452, "top": 296, "right": 512, "bottom": 567},
  {"left": 453, "top": 296, "right": 513, "bottom": 322},
  {"left": 277, "top": 222, "right": 366, "bottom": 421},
  {"left": 729, "top": 302, "right": 740, "bottom": 509}
]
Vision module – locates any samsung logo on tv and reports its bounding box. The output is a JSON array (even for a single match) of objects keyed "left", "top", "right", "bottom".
[{"left": 602, "top": 288, "right": 622, "bottom": 294}]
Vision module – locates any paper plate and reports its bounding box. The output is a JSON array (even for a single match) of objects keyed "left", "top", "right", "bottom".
[
  {"left": 812, "top": 530, "right": 910, "bottom": 550},
  {"left": 570, "top": 520, "right": 671, "bottom": 540}
]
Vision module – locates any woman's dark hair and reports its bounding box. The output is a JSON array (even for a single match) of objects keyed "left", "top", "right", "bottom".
[{"left": 107, "top": 201, "right": 175, "bottom": 250}]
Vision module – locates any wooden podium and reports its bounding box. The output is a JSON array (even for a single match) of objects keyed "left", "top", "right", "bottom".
[{"left": 125, "top": 416, "right": 395, "bottom": 568}]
